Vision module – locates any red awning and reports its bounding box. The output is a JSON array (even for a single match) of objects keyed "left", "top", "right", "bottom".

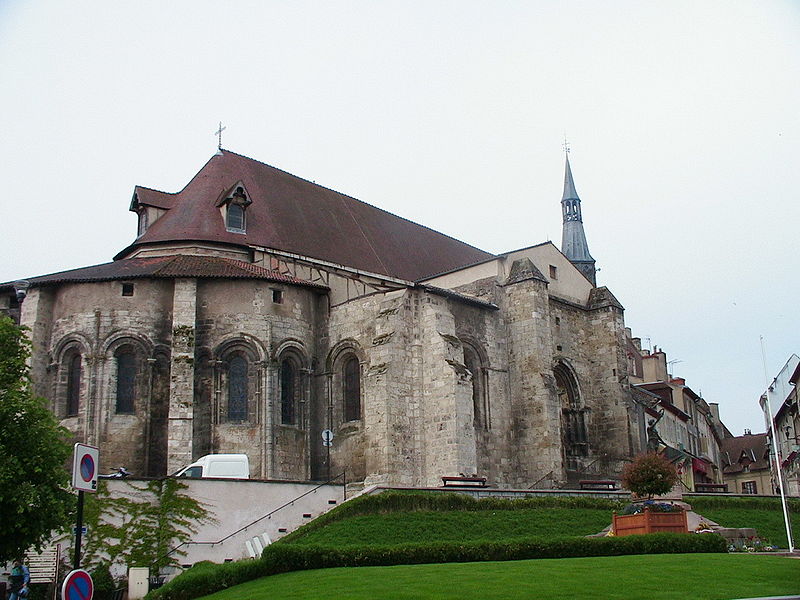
[{"left": 692, "top": 458, "right": 708, "bottom": 474}]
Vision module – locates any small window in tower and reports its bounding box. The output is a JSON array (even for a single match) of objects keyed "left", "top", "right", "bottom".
[
  {"left": 549, "top": 265, "right": 558, "bottom": 280},
  {"left": 122, "top": 283, "right": 134, "bottom": 296},
  {"left": 272, "top": 289, "right": 283, "bottom": 304}
]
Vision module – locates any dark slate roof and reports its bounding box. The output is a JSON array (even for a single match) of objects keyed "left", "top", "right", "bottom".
[
  {"left": 720, "top": 432, "right": 771, "bottom": 475},
  {"left": 562, "top": 154, "right": 580, "bottom": 201},
  {"left": 588, "top": 286, "right": 623, "bottom": 310},
  {"left": 0, "top": 255, "right": 327, "bottom": 291},
  {"left": 117, "top": 150, "right": 495, "bottom": 282},
  {"left": 419, "top": 285, "right": 499, "bottom": 310}
]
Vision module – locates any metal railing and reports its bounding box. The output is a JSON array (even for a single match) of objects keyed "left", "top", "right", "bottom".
[{"left": 150, "top": 471, "right": 347, "bottom": 569}]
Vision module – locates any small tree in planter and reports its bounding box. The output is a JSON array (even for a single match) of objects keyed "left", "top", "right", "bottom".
[
  {"left": 622, "top": 453, "right": 679, "bottom": 500},
  {"left": 614, "top": 453, "right": 685, "bottom": 536}
]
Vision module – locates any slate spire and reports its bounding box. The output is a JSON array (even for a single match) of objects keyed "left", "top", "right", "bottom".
[{"left": 560, "top": 153, "right": 596, "bottom": 286}]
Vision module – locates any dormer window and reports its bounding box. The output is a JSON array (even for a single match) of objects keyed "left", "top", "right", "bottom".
[
  {"left": 137, "top": 210, "right": 148, "bottom": 237},
  {"left": 218, "top": 184, "right": 251, "bottom": 234}
]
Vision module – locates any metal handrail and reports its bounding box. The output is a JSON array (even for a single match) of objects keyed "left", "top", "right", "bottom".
[
  {"left": 150, "top": 471, "right": 346, "bottom": 569},
  {"left": 528, "top": 470, "right": 555, "bottom": 489}
]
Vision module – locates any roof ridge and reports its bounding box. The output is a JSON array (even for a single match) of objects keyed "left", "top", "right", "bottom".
[{"left": 134, "top": 184, "right": 176, "bottom": 196}]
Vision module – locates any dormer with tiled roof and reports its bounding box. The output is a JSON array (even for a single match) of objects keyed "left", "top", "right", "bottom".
[{"left": 130, "top": 186, "right": 177, "bottom": 238}]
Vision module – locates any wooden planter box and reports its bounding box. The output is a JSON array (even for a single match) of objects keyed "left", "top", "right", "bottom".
[{"left": 612, "top": 507, "right": 688, "bottom": 536}]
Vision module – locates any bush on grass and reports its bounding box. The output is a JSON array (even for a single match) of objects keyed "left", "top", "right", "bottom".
[{"left": 147, "top": 533, "right": 726, "bottom": 600}]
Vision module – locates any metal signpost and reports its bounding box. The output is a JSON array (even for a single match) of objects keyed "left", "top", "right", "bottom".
[
  {"left": 322, "top": 429, "right": 334, "bottom": 482},
  {"left": 71, "top": 443, "right": 99, "bottom": 571}
]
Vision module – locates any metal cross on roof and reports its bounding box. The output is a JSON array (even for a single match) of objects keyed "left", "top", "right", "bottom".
[{"left": 215, "top": 122, "right": 226, "bottom": 150}]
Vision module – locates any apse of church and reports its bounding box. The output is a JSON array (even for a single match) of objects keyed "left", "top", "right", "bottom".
[{"left": 1, "top": 149, "right": 639, "bottom": 488}]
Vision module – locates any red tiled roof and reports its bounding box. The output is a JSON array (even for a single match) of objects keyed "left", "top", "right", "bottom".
[
  {"left": 0, "top": 255, "right": 327, "bottom": 290},
  {"left": 116, "top": 150, "right": 495, "bottom": 281},
  {"left": 132, "top": 186, "right": 178, "bottom": 210}
]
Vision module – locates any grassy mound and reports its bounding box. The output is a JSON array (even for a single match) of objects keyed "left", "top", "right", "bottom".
[
  {"left": 285, "top": 508, "right": 614, "bottom": 546},
  {"left": 280, "top": 490, "right": 624, "bottom": 545},
  {"left": 686, "top": 495, "right": 800, "bottom": 548}
]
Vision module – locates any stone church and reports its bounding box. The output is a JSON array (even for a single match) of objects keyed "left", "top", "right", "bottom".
[{"left": 2, "top": 149, "right": 644, "bottom": 488}]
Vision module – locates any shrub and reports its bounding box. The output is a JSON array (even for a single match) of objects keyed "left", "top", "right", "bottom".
[
  {"left": 146, "top": 533, "right": 726, "bottom": 600},
  {"left": 622, "top": 453, "right": 678, "bottom": 499},
  {"left": 91, "top": 563, "right": 117, "bottom": 600}
]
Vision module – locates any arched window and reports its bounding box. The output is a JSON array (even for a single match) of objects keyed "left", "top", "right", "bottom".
[
  {"left": 343, "top": 355, "right": 361, "bottom": 422},
  {"left": 554, "top": 363, "right": 587, "bottom": 459},
  {"left": 228, "top": 354, "right": 248, "bottom": 421},
  {"left": 66, "top": 353, "right": 81, "bottom": 417},
  {"left": 226, "top": 203, "right": 245, "bottom": 232},
  {"left": 115, "top": 348, "right": 137, "bottom": 414},
  {"left": 280, "top": 357, "right": 299, "bottom": 425},
  {"left": 463, "top": 344, "right": 487, "bottom": 430}
]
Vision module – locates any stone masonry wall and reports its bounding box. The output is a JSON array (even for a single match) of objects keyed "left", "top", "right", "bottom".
[{"left": 31, "top": 280, "right": 175, "bottom": 476}]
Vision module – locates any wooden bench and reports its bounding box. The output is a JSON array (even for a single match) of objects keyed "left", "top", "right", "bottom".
[
  {"left": 579, "top": 480, "right": 618, "bottom": 490},
  {"left": 694, "top": 483, "right": 728, "bottom": 493},
  {"left": 441, "top": 476, "right": 487, "bottom": 488}
]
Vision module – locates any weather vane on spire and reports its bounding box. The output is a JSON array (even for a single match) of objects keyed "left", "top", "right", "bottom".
[
  {"left": 562, "top": 135, "right": 570, "bottom": 154},
  {"left": 215, "top": 122, "right": 226, "bottom": 150}
]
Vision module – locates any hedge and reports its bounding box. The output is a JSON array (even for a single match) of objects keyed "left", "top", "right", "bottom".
[
  {"left": 685, "top": 495, "right": 800, "bottom": 512},
  {"left": 147, "top": 533, "right": 726, "bottom": 600}
]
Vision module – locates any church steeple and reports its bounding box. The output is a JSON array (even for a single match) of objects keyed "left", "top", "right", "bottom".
[{"left": 560, "top": 152, "right": 596, "bottom": 286}]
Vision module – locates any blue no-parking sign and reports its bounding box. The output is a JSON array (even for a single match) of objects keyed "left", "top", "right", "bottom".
[
  {"left": 61, "top": 569, "right": 93, "bottom": 600},
  {"left": 72, "top": 444, "right": 99, "bottom": 492}
]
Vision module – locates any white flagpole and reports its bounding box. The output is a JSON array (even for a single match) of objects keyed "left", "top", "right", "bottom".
[{"left": 760, "top": 336, "right": 794, "bottom": 553}]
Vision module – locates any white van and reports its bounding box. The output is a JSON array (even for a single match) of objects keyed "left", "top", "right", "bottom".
[{"left": 175, "top": 454, "right": 250, "bottom": 479}]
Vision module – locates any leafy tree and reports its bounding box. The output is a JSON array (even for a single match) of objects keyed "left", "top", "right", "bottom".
[
  {"left": 81, "top": 478, "right": 211, "bottom": 573},
  {"left": 0, "top": 315, "right": 74, "bottom": 562},
  {"left": 621, "top": 452, "right": 679, "bottom": 500}
]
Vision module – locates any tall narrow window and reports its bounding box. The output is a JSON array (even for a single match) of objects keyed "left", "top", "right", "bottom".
[
  {"left": 226, "top": 203, "right": 245, "bottom": 232},
  {"left": 463, "top": 345, "right": 486, "bottom": 430},
  {"left": 66, "top": 354, "right": 81, "bottom": 417},
  {"left": 343, "top": 356, "right": 361, "bottom": 422},
  {"left": 280, "top": 358, "right": 297, "bottom": 425},
  {"left": 228, "top": 355, "right": 248, "bottom": 421},
  {"left": 116, "top": 350, "right": 136, "bottom": 414},
  {"left": 137, "top": 210, "right": 148, "bottom": 236}
]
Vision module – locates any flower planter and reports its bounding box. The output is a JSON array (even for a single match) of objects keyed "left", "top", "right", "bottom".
[{"left": 612, "top": 507, "right": 688, "bottom": 536}]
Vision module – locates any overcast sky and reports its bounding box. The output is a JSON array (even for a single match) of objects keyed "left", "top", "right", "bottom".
[{"left": 1, "top": 1, "right": 798, "bottom": 436}]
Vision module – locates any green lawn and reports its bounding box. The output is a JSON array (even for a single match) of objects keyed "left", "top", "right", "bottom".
[
  {"left": 198, "top": 554, "right": 798, "bottom": 600},
  {"left": 691, "top": 507, "right": 799, "bottom": 549},
  {"left": 686, "top": 496, "right": 800, "bottom": 549},
  {"left": 285, "top": 508, "right": 612, "bottom": 546}
]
